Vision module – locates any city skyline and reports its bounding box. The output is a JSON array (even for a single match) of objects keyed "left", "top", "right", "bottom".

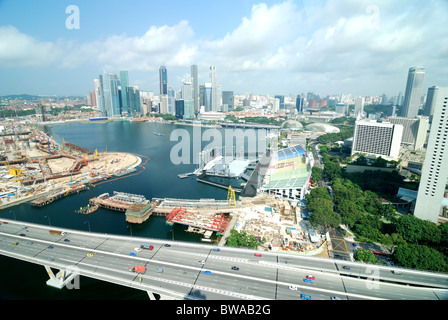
[{"left": 0, "top": 0, "right": 447, "bottom": 97}]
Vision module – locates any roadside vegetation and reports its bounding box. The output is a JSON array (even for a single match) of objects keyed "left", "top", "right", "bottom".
[{"left": 307, "top": 132, "right": 448, "bottom": 272}]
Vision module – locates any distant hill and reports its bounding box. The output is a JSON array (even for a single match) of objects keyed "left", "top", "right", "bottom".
[{"left": 0, "top": 94, "right": 84, "bottom": 101}]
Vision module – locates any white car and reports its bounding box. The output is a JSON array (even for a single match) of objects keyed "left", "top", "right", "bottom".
[
  {"left": 289, "top": 285, "right": 298, "bottom": 291},
  {"left": 134, "top": 247, "right": 142, "bottom": 252}
]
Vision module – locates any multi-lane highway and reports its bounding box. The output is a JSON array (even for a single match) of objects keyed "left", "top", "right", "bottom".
[{"left": 0, "top": 218, "right": 447, "bottom": 300}]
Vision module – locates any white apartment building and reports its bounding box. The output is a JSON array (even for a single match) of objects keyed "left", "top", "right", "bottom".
[
  {"left": 351, "top": 120, "right": 403, "bottom": 159},
  {"left": 414, "top": 87, "right": 448, "bottom": 223}
]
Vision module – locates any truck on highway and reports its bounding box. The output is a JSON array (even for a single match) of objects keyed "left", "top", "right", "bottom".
[
  {"left": 49, "top": 230, "right": 67, "bottom": 236},
  {"left": 129, "top": 265, "right": 146, "bottom": 274},
  {"left": 140, "top": 244, "right": 154, "bottom": 250}
]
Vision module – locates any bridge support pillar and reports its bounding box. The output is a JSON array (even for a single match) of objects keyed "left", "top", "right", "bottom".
[
  {"left": 45, "top": 266, "right": 79, "bottom": 289},
  {"left": 147, "top": 291, "right": 157, "bottom": 300}
]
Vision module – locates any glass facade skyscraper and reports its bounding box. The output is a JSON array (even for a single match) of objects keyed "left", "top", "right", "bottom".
[
  {"left": 191, "top": 65, "right": 199, "bottom": 114},
  {"left": 401, "top": 67, "right": 425, "bottom": 118},
  {"left": 159, "top": 66, "right": 167, "bottom": 95},
  {"left": 99, "top": 72, "right": 121, "bottom": 117},
  {"left": 120, "top": 71, "right": 129, "bottom": 115}
]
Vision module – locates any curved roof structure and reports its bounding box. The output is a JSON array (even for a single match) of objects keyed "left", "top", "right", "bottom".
[
  {"left": 305, "top": 123, "right": 340, "bottom": 133},
  {"left": 281, "top": 120, "right": 303, "bottom": 130}
]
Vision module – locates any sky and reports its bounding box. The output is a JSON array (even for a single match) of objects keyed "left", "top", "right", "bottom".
[{"left": 0, "top": 0, "right": 447, "bottom": 98}]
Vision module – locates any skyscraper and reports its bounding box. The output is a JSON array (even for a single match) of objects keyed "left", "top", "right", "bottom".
[
  {"left": 296, "top": 95, "right": 304, "bottom": 113},
  {"left": 354, "top": 97, "right": 364, "bottom": 119},
  {"left": 401, "top": 67, "right": 425, "bottom": 118},
  {"left": 209, "top": 66, "right": 221, "bottom": 111},
  {"left": 191, "top": 65, "right": 199, "bottom": 115},
  {"left": 423, "top": 86, "right": 439, "bottom": 123},
  {"left": 203, "top": 83, "right": 212, "bottom": 112},
  {"left": 159, "top": 66, "right": 167, "bottom": 95},
  {"left": 99, "top": 72, "right": 121, "bottom": 117},
  {"left": 120, "top": 71, "right": 129, "bottom": 115},
  {"left": 414, "top": 87, "right": 448, "bottom": 223},
  {"left": 181, "top": 79, "right": 192, "bottom": 100}
]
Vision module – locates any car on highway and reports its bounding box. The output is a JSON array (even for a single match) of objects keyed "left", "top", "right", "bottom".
[
  {"left": 331, "top": 296, "right": 341, "bottom": 300},
  {"left": 12, "top": 241, "right": 18, "bottom": 245},
  {"left": 134, "top": 247, "right": 141, "bottom": 252},
  {"left": 303, "top": 278, "right": 313, "bottom": 283},
  {"left": 198, "top": 260, "right": 205, "bottom": 264},
  {"left": 231, "top": 266, "right": 239, "bottom": 271},
  {"left": 343, "top": 266, "right": 350, "bottom": 270},
  {"left": 47, "top": 245, "right": 54, "bottom": 249},
  {"left": 156, "top": 268, "right": 163, "bottom": 273},
  {"left": 306, "top": 275, "right": 315, "bottom": 280},
  {"left": 86, "top": 252, "right": 94, "bottom": 257},
  {"left": 164, "top": 244, "right": 171, "bottom": 247},
  {"left": 289, "top": 285, "right": 298, "bottom": 291},
  {"left": 392, "top": 270, "right": 402, "bottom": 275},
  {"left": 212, "top": 248, "right": 220, "bottom": 252},
  {"left": 64, "top": 238, "right": 70, "bottom": 242},
  {"left": 254, "top": 253, "right": 262, "bottom": 257},
  {"left": 129, "top": 252, "right": 136, "bottom": 256},
  {"left": 203, "top": 270, "right": 212, "bottom": 275},
  {"left": 300, "top": 293, "right": 311, "bottom": 300}
]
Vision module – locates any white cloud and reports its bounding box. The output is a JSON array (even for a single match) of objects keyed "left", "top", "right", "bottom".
[
  {"left": 0, "top": 26, "right": 62, "bottom": 67},
  {"left": 1, "top": 0, "right": 448, "bottom": 95}
]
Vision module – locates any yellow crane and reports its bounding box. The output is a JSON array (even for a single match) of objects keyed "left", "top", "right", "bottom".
[{"left": 227, "top": 186, "right": 236, "bottom": 208}]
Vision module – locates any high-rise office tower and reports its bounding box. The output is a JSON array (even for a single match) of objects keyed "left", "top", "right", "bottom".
[
  {"left": 423, "top": 86, "right": 439, "bottom": 123},
  {"left": 209, "top": 66, "right": 220, "bottom": 111},
  {"left": 120, "top": 71, "right": 129, "bottom": 115},
  {"left": 99, "top": 72, "right": 121, "bottom": 117},
  {"left": 93, "top": 78, "right": 101, "bottom": 107},
  {"left": 414, "top": 87, "right": 448, "bottom": 223},
  {"left": 351, "top": 120, "right": 403, "bottom": 159},
  {"left": 191, "top": 65, "right": 199, "bottom": 114},
  {"left": 296, "top": 95, "right": 304, "bottom": 113},
  {"left": 203, "top": 83, "right": 212, "bottom": 112},
  {"left": 159, "top": 66, "right": 167, "bottom": 95},
  {"left": 222, "top": 91, "right": 234, "bottom": 112},
  {"left": 401, "top": 67, "right": 425, "bottom": 118},
  {"left": 181, "top": 79, "right": 192, "bottom": 100},
  {"left": 127, "top": 86, "right": 141, "bottom": 116},
  {"left": 354, "top": 97, "right": 364, "bottom": 119}
]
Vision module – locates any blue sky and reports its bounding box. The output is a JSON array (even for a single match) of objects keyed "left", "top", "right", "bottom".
[{"left": 1, "top": 0, "right": 447, "bottom": 97}]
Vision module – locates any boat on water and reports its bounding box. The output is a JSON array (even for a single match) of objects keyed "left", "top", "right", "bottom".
[{"left": 113, "top": 167, "right": 137, "bottom": 177}]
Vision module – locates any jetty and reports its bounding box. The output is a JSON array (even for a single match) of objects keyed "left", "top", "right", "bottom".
[{"left": 29, "top": 184, "right": 87, "bottom": 207}]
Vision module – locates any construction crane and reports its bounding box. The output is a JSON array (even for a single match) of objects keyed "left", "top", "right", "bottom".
[{"left": 227, "top": 186, "right": 236, "bottom": 208}]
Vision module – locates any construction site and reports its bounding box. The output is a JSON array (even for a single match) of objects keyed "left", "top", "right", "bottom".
[
  {"left": 0, "top": 123, "right": 144, "bottom": 209},
  {"left": 0, "top": 121, "right": 328, "bottom": 257}
]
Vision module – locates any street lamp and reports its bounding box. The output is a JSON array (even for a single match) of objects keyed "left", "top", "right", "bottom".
[
  {"left": 45, "top": 215, "right": 51, "bottom": 227},
  {"left": 84, "top": 221, "right": 91, "bottom": 233}
]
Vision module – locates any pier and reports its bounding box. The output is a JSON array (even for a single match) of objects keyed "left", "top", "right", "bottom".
[
  {"left": 88, "top": 191, "right": 147, "bottom": 212},
  {"left": 29, "top": 184, "right": 87, "bottom": 207}
]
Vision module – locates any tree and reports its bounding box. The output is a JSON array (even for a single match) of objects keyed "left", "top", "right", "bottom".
[
  {"left": 392, "top": 244, "right": 448, "bottom": 272},
  {"left": 311, "top": 166, "right": 323, "bottom": 184},
  {"left": 354, "top": 248, "right": 378, "bottom": 264},
  {"left": 309, "top": 206, "right": 341, "bottom": 230},
  {"left": 226, "top": 230, "right": 259, "bottom": 249}
]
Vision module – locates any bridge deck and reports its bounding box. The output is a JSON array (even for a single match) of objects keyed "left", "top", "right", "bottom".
[{"left": 0, "top": 218, "right": 447, "bottom": 300}]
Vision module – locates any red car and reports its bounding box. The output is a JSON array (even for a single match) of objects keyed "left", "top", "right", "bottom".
[
  {"left": 306, "top": 275, "right": 315, "bottom": 280},
  {"left": 254, "top": 253, "right": 262, "bottom": 257}
]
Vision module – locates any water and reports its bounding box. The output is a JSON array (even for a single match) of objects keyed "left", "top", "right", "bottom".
[{"left": 0, "top": 120, "right": 240, "bottom": 300}]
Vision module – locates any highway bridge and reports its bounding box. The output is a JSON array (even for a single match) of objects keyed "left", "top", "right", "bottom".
[{"left": 0, "top": 218, "right": 447, "bottom": 300}]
